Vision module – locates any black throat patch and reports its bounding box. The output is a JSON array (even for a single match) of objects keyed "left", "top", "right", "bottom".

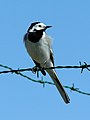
[{"left": 27, "top": 30, "right": 43, "bottom": 43}]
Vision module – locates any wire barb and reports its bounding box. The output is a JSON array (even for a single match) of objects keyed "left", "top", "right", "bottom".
[{"left": 0, "top": 62, "right": 90, "bottom": 96}]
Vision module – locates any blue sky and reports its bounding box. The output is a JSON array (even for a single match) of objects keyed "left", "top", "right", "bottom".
[{"left": 0, "top": 0, "right": 90, "bottom": 120}]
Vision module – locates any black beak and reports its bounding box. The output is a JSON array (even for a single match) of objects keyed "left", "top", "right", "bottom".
[{"left": 45, "top": 25, "right": 52, "bottom": 29}]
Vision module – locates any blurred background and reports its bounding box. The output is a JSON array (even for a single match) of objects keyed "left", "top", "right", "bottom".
[{"left": 0, "top": 0, "right": 90, "bottom": 120}]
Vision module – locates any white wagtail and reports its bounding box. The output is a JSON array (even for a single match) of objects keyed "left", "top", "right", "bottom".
[{"left": 24, "top": 22, "right": 70, "bottom": 104}]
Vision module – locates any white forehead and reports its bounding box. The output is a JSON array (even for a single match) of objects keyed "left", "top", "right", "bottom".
[{"left": 36, "top": 22, "right": 46, "bottom": 27}]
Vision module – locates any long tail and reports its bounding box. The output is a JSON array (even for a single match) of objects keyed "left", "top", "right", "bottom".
[{"left": 47, "top": 69, "right": 70, "bottom": 104}]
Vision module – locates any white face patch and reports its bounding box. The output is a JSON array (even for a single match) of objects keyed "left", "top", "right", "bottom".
[
  {"left": 42, "top": 32, "right": 46, "bottom": 39},
  {"left": 29, "top": 23, "right": 46, "bottom": 32}
]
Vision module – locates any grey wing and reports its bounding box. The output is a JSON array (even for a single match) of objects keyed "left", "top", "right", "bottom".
[
  {"left": 45, "top": 34, "right": 54, "bottom": 66},
  {"left": 50, "top": 49, "right": 54, "bottom": 66}
]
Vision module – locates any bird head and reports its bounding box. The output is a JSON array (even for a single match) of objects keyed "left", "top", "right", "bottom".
[{"left": 27, "top": 22, "right": 52, "bottom": 33}]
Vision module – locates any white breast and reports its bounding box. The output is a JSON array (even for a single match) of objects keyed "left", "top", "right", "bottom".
[{"left": 25, "top": 35, "right": 51, "bottom": 67}]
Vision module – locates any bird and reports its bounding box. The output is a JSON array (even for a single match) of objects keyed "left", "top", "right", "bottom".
[{"left": 24, "top": 22, "right": 70, "bottom": 104}]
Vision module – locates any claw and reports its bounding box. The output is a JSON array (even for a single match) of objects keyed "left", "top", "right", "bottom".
[
  {"left": 32, "top": 66, "right": 38, "bottom": 74},
  {"left": 40, "top": 68, "right": 46, "bottom": 76},
  {"left": 32, "top": 66, "right": 46, "bottom": 76}
]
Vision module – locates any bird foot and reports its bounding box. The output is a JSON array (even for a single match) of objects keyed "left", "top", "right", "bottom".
[
  {"left": 32, "top": 66, "right": 46, "bottom": 76},
  {"left": 32, "top": 66, "right": 39, "bottom": 74}
]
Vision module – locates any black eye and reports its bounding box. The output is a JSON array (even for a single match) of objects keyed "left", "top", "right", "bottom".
[{"left": 39, "top": 25, "right": 41, "bottom": 27}]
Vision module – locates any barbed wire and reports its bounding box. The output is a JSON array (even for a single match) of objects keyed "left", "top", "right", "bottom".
[{"left": 0, "top": 62, "right": 90, "bottom": 96}]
